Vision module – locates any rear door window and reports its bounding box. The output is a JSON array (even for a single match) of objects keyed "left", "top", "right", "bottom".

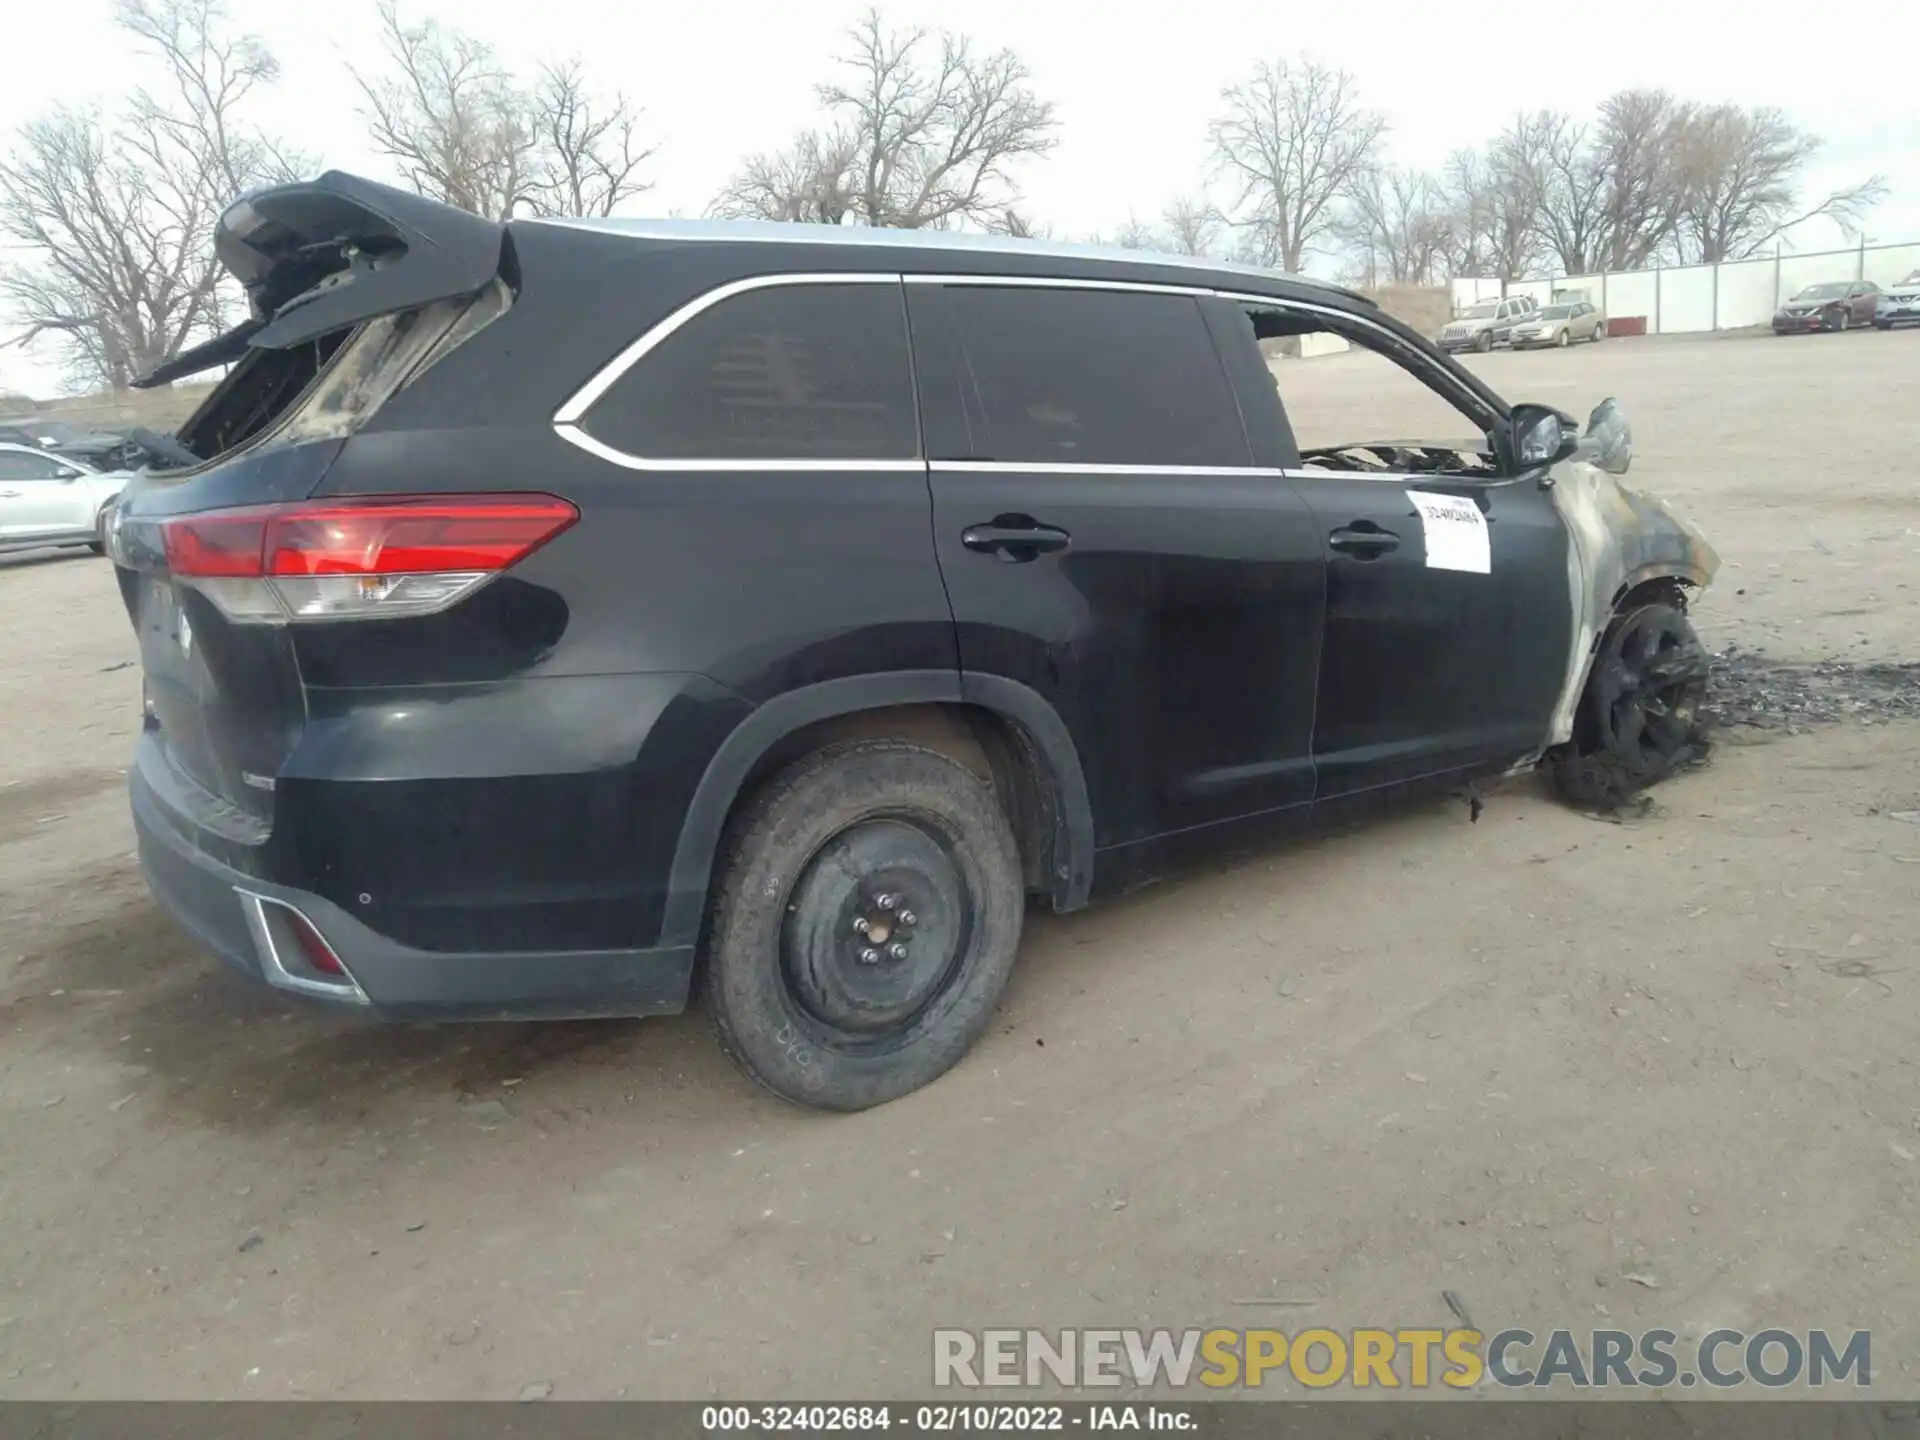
[
  {"left": 940, "top": 287, "right": 1247, "bottom": 468},
  {"left": 580, "top": 281, "right": 920, "bottom": 462}
]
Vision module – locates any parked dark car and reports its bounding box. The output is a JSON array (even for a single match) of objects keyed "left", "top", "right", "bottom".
[
  {"left": 0, "top": 419, "right": 159, "bottom": 472},
  {"left": 1874, "top": 271, "right": 1920, "bottom": 330},
  {"left": 1772, "top": 281, "right": 1879, "bottom": 333},
  {"left": 114, "top": 172, "right": 1720, "bottom": 1110}
]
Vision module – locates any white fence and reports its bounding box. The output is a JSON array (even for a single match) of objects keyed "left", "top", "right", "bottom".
[{"left": 1450, "top": 241, "right": 1920, "bottom": 334}]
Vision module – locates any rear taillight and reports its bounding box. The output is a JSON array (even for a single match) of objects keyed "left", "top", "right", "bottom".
[{"left": 162, "top": 494, "right": 577, "bottom": 622}]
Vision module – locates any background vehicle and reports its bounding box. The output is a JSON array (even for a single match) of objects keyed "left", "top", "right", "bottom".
[
  {"left": 1438, "top": 294, "right": 1536, "bottom": 352},
  {"left": 114, "top": 172, "right": 1717, "bottom": 1112},
  {"left": 1773, "top": 281, "right": 1879, "bottom": 333},
  {"left": 1509, "top": 300, "right": 1608, "bottom": 349},
  {"left": 0, "top": 443, "right": 128, "bottom": 555},
  {"left": 1874, "top": 271, "right": 1920, "bottom": 329}
]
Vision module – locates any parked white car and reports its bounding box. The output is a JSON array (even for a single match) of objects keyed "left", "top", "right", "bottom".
[{"left": 0, "top": 442, "right": 131, "bottom": 556}]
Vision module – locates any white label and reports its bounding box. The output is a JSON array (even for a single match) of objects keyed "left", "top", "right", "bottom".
[{"left": 1406, "top": 490, "right": 1491, "bottom": 574}]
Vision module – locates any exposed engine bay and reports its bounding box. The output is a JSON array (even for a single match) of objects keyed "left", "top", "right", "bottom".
[{"left": 1296, "top": 442, "right": 1498, "bottom": 478}]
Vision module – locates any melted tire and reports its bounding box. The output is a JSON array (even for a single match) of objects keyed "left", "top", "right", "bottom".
[
  {"left": 1551, "top": 602, "right": 1711, "bottom": 808},
  {"left": 704, "top": 739, "right": 1023, "bottom": 1111}
]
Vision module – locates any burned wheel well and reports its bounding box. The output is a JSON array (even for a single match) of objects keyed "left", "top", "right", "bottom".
[
  {"left": 732, "top": 702, "right": 1063, "bottom": 902},
  {"left": 1611, "top": 575, "right": 1697, "bottom": 614}
]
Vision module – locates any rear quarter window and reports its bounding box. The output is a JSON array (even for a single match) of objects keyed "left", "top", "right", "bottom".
[
  {"left": 941, "top": 287, "right": 1247, "bottom": 468},
  {"left": 579, "top": 281, "right": 920, "bottom": 461}
]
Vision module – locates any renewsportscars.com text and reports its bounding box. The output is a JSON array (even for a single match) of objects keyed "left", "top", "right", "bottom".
[{"left": 933, "top": 1327, "right": 1871, "bottom": 1390}]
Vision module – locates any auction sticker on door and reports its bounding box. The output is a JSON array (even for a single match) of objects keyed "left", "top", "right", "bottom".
[{"left": 1406, "top": 490, "right": 1491, "bottom": 574}]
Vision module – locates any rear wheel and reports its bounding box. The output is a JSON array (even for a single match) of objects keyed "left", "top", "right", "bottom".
[
  {"left": 704, "top": 740, "right": 1024, "bottom": 1111},
  {"left": 1550, "top": 602, "right": 1710, "bottom": 808}
]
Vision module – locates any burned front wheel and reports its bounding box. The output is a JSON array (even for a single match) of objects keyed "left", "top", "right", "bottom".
[
  {"left": 1550, "top": 602, "right": 1710, "bottom": 808},
  {"left": 704, "top": 740, "right": 1024, "bottom": 1111}
]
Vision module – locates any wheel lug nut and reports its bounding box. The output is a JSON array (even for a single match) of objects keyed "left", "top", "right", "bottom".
[
  {"left": 888, "top": 943, "right": 909, "bottom": 960},
  {"left": 877, "top": 894, "right": 897, "bottom": 911},
  {"left": 859, "top": 947, "right": 881, "bottom": 965},
  {"left": 853, "top": 917, "right": 871, "bottom": 935},
  {"left": 898, "top": 910, "right": 916, "bottom": 927}
]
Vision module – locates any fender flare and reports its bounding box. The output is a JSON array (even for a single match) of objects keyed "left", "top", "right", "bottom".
[{"left": 657, "top": 671, "right": 1094, "bottom": 950}]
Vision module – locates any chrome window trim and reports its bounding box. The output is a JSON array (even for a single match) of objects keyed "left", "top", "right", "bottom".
[
  {"left": 552, "top": 271, "right": 1495, "bottom": 473},
  {"left": 934, "top": 460, "right": 1288, "bottom": 478}
]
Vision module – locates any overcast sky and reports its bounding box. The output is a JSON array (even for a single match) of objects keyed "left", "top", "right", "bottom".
[{"left": 3, "top": 0, "right": 1914, "bottom": 398}]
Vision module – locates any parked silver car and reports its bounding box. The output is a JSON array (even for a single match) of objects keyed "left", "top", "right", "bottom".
[
  {"left": 1438, "top": 295, "right": 1537, "bottom": 353},
  {"left": 1509, "top": 300, "right": 1609, "bottom": 349},
  {"left": 0, "top": 443, "right": 130, "bottom": 556},
  {"left": 1875, "top": 271, "right": 1920, "bottom": 330}
]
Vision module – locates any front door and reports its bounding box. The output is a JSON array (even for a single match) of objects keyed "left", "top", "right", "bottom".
[
  {"left": 906, "top": 280, "right": 1326, "bottom": 855},
  {"left": 1214, "top": 296, "right": 1574, "bottom": 800},
  {"left": 0, "top": 450, "right": 91, "bottom": 541},
  {"left": 1281, "top": 470, "right": 1571, "bottom": 798}
]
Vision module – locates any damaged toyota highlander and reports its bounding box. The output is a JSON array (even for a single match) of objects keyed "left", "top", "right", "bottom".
[{"left": 114, "top": 172, "right": 1720, "bottom": 1111}]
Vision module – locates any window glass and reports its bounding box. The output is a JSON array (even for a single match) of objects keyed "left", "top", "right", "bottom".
[
  {"left": 582, "top": 282, "right": 919, "bottom": 460},
  {"left": 0, "top": 450, "right": 63, "bottom": 480},
  {"left": 944, "top": 287, "right": 1247, "bottom": 467},
  {"left": 1243, "top": 307, "right": 1481, "bottom": 457}
]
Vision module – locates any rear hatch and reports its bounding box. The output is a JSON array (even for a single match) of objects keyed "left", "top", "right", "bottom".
[{"left": 114, "top": 173, "right": 520, "bottom": 855}]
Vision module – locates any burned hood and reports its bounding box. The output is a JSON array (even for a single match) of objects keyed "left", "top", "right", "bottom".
[{"left": 137, "top": 172, "right": 506, "bottom": 387}]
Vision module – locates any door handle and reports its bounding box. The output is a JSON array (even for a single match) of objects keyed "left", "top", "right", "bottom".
[
  {"left": 1328, "top": 524, "right": 1400, "bottom": 557},
  {"left": 962, "top": 516, "right": 1071, "bottom": 562}
]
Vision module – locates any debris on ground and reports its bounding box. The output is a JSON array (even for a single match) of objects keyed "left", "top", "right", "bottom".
[{"left": 1705, "top": 647, "right": 1920, "bottom": 733}]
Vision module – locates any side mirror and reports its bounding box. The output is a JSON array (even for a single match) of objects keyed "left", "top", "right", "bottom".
[
  {"left": 54, "top": 467, "right": 81, "bottom": 482},
  {"left": 1495, "top": 402, "right": 1580, "bottom": 474},
  {"left": 1584, "top": 397, "right": 1633, "bottom": 475}
]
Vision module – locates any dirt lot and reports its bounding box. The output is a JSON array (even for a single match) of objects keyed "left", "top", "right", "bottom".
[{"left": 3, "top": 332, "right": 1918, "bottom": 1400}]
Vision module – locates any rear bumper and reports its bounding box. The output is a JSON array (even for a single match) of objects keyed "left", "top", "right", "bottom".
[{"left": 132, "top": 767, "right": 695, "bottom": 1022}]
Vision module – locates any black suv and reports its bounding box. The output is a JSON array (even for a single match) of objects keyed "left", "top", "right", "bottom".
[{"left": 114, "top": 173, "right": 1720, "bottom": 1110}]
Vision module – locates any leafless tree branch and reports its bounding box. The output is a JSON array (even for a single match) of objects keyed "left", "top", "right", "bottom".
[
  {"left": 0, "top": 0, "right": 299, "bottom": 391},
  {"left": 1209, "top": 56, "right": 1387, "bottom": 273},
  {"left": 714, "top": 8, "right": 1056, "bottom": 228}
]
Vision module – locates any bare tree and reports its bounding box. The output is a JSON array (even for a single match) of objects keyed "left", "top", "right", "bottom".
[
  {"left": 353, "top": 2, "right": 652, "bottom": 221},
  {"left": 1209, "top": 57, "right": 1386, "bottom": 273},
  {"left": 1340, "top": 166, "right": 1451, "bottom": 285},
  {"left": 1160, "top": 196, "right": 1225, "bottom": 257},
  {"left": 525, "top": 60, "right": 655, "bottom": 218},
  {"left": 0, "top": 0, "right": 300, "bottom": 391},
  {"left": 1671, "top": 105, "right": 1884, "bottom": 262},
  {"left": 987, "top": 207, "right": 1051, "bottom": 239},
  {"left": 715, "top": 9, "right": 1056, "bottom": 228},
  {"left": 712, "top": 129, "right": 858, "bottom": 224},
  {"left": 1112, "top": 214, "right": 1157, "bottom": 250}
]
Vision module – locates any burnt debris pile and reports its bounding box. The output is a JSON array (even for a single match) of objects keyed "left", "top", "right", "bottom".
[{"left": 1705, "top": 646, "right": 1920, "bottom": 734}]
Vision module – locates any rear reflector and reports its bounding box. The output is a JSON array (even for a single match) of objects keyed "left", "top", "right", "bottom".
[{"left": 162, "top": 494, "right": 577, "bottom": 622}]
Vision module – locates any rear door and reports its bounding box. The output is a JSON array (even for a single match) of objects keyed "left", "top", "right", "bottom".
[{"left": 908, "top": 280, "right": 1326, "bottom": 854}]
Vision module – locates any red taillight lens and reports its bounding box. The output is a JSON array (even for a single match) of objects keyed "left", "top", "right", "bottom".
[
  {"left": 161, "top": 494, "right": 578, "bottom": 623},
  {"left": 165, "top": 495, "right": 578, "bottom": 579},
  {"left": 285, "top": 911, "right": 346, "bottom": 977}
]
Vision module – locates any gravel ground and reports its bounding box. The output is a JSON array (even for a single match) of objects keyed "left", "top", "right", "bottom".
[{"left": 2, "top": 330, "right": 1918, "bottom": 1401}]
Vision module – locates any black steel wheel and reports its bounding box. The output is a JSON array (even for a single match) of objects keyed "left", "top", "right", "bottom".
[
  {"left": 705, "top": 740, "right": 1023, "bottom": 1110},
  {"left": 1551, "top": 602, "right": 1710, "bottom": 807}
]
